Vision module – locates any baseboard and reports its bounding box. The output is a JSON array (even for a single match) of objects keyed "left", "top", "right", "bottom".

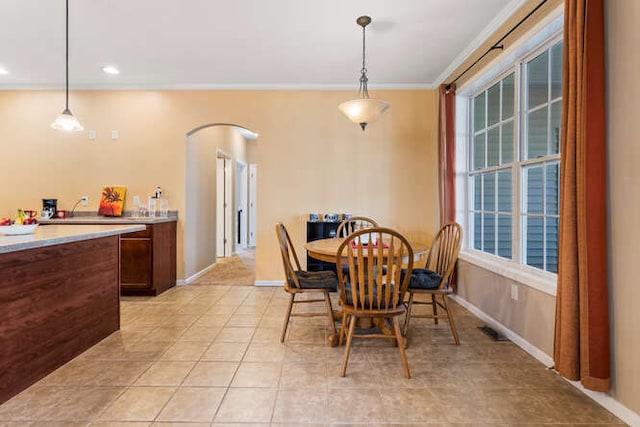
[
  {"left": 178, "top": 263, "right": 218, "bottom": 285},
  {"left": 567, "top": 380, "right": 640, "bottom": 427},
  {"left": 450, "top": 294, "right": 554, "bottom": 366},
  {"left": 450, "top": 294, "right": 640, "bottom": 427},
  {"left": 254, "top": 280, "right": 282, "bottom": 287}
]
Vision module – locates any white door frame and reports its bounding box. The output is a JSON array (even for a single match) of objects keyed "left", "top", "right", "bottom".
[{"left": 235, "top": 160, "right": 248, "bottom": 248}]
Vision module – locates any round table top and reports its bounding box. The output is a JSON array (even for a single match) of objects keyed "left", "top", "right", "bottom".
[{"left": 305, "top": 237, "right": 428, "bottom": 264}]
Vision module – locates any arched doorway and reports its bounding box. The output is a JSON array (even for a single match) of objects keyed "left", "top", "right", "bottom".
[{"left": 183, "top": 123, "right": 258, "bottom": 282}]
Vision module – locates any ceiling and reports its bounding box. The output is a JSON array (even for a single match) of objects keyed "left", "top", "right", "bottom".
[{"left": 0, "top": 0, "right": 522, "bottom": 90}]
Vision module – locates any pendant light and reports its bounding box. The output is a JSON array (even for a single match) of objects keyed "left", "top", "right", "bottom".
[
  {"left": 51, "top": 0, "right": 83, "bottom": 132},
  {"left": 338, "top": 16, "right": 389, "bottom": 131}
]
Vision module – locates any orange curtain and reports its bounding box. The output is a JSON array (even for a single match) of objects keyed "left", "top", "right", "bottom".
[
  {"left": 438, "top": 84, "right": 456, "bottom": 225},
  {"left": 438, "top": 84, "right": 457, "bottom": 287},
  {"left": 554, "top": 0, "right": 609, "bottom": 392}
]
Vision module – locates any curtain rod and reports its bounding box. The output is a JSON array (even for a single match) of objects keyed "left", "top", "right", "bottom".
[{"left": 445, "top": 0, "right": 549, "bottom": 90}]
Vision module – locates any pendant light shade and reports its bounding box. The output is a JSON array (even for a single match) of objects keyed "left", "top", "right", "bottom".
[
  {"left": 338, "top": 98, "right": 390, "bottom": 131},
  {"left": 339, "top": 16, "right": 389, "bottom": 131},
  {"left": 51, "top": 0, "right": 83, "bottom": 132},
  {"left": 51, "top": 108, "right": 84, "bottom": 131}
]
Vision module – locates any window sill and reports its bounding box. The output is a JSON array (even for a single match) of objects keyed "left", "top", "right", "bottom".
[{"left": 458, "top": 249, "right": 557, "bottom": 296}]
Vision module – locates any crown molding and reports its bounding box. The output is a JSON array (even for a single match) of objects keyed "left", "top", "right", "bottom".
[{"left": 0, "top": 82, "right": 435, "bottom": 91}]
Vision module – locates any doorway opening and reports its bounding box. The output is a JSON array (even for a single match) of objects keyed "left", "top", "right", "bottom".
[{"left": 183, "top": 123, "right": 258, "bottom": 283}]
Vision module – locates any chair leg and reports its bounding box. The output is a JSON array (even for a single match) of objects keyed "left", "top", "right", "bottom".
[
  {"left": 431, "top": 294, "right": 439, "bottom": 324},
  {"left": 280, "top": 293, "right": 295, "bottom": 343},
  {"left": 393, "top": 317, "right": 410, "bottom": 379},
  {"left": 323, "top": 291, "right": 338, "bottom": 347},
  {"left": 403, "top": 292, "right": 414, "bottom": 336},
  {"left": 339, "top": 311, "right": 348, "bottom": 346},
  {"left": 441, "top": 295, "right": 460, "bottom": 345},
  {"left": 340, "top": 314, "right": 357, "bottom": 377}
]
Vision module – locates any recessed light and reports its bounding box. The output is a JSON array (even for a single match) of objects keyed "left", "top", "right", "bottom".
[
  {"left": 0, "top": 67, "right": 9, "bottom": 75},
  {"left": 101, "top": 65, "right": 120, "bottom": 75}
]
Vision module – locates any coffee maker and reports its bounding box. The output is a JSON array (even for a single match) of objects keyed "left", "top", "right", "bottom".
[{"left": 42, "top": 198, "right": 57, "bottom": 219}]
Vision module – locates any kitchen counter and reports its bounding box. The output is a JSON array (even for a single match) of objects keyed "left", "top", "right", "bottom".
[
  {"left": 39, "top": 213, "right": 178, "bottom": 225},
  {"left": 0, "top": 223, "right": 146, "bottom": 254}
]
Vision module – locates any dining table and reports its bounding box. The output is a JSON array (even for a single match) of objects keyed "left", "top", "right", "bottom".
[
  {"left": 304, "top": 235, "right": 429, "bottom": 338},
  {"left": 305, "top": 236, "right": 428, "bottom": 264}
]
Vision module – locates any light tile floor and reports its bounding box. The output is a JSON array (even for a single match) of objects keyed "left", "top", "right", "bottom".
[{"left": 0, "top": 284, "right": 627, "bottom": 426}]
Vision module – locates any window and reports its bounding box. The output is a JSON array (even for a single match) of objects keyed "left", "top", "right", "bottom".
[
  {"left": 468, "top": 40, "right": 562, "bottom": 274},
  {"left": 470, "top": 73, "right": 515, "bottom": 260}
]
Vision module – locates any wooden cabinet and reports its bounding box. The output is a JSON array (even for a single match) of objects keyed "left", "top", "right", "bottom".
[
  {"left": 120, "top": 220, "right": 176, "bottom": 296},
  {"left": 306, "top": 221, "right": 339, "bottom": 273}
]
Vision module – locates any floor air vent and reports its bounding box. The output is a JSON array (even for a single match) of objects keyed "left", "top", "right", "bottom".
[{"left": 478, "top": 325, "right": 510, "bottom": 341}]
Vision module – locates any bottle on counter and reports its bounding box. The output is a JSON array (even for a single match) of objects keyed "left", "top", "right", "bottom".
[
  {"left": 160, "top": 198, "right": 169, "bottom": 217},
  {"left": 148, "top": 196, "right": 157, "bottom": 218}
]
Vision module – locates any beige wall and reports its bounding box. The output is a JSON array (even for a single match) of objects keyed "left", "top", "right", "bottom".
[
  {"left": 457, "top": 261, "right": 556, "bottom": 356},
  {"left": 606, "top": 0, "right": 640, "bottom": 415},
  {"left": 184, "top": 130, "right": 216, "bottom": 278},
  {"left": 0, "top": 89, "right": 439, "bottom": 282}
]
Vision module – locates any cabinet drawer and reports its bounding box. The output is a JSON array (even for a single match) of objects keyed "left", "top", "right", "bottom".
[{"left": 122, "top": 226, "right": 151, "bottom": 239}]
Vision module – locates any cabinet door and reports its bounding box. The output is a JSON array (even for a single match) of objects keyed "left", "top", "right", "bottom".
[
  {"left": 151, "top": 221, "right": 177, "bottom": 295},
  {"left": 120, "top": 238, "right": 151, "bottom": 289}
]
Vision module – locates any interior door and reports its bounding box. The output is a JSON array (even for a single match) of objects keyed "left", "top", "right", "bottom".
[
  {"left": 224, "top": 157, "right": 233, "bottom": 256},
  {"left": 236, "top": 161, "right": 248, "bottom": 247},
  {"left": 216, "top": 157, "right": 225, "bottom": 257},
  {"left": 249, "top": 163, "right": 257, "bottom": 247}
]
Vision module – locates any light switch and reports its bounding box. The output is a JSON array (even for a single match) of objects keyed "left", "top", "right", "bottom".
[
  {"left": 111, "top": 130, "right": 119, "bottom": 140},
  {"left": 88, "top": 130, "right": 96, "bottom": 140}
]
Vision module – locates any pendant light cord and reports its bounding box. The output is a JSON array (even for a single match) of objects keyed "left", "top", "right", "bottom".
[
  {"left": 359, "top": 22, "right": 369, "bottom": 99},
  {"left": 65, "top": 0, "right": 69, "bottom": 110}
]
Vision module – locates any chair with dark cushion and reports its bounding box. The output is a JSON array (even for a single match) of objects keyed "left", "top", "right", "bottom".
[
  {"left": 403, "top": 222, "right": 462, "bottom": 344},
  {"left": 275, "top": 222, "right": 338, "bottom": 347},
  {"left": 336, "top": 227, "right": 414, "bottom": 378}
]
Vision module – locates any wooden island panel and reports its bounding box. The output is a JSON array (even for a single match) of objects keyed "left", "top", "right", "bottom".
[{"left": 0, "top": 235, "right": 120, "bottom": 404}]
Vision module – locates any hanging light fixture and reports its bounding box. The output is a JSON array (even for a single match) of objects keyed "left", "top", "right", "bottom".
[
  {"left": 338, "top": 16, "right": 389, "bottom": 131},
  {"left": 51, "top": 0, "right": 83, "bottom": 132}
]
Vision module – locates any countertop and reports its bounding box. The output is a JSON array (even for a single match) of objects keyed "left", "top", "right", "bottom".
[
  {"left": 39, "top": 213, "right": 178, "bottom": 225},
  {"left": 0, "top": 223, "right": 146, "bottom": 254}
]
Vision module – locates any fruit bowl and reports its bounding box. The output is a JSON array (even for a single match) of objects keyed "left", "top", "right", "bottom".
[{"left": 0, "top": 224, "right": 39, "bottom": 235}]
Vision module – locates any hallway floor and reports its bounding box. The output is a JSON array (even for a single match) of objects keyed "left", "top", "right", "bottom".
[{"left": 0, "top": 283, "right": 626, "bottom": 426}]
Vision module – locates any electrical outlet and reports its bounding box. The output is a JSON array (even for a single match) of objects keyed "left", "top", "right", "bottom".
[
  {"left": 510, "top": 283, "right": 519, "bottom": 301},
  {"left": 133, "top": 195, "right": 140, "bottom": 206},
  {"left": 81, "top": 196, "right": 88, "bottom": 206}
]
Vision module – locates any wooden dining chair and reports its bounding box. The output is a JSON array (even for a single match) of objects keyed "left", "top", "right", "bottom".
[
  {"left": 336, "top": 216, "right": 379, "bottom": 238},
  {"left": 336, "top": 216, "right": 380, "bottom": 278},
  {"left": 275, "top": 223, "right": 339, "bottom": 347},
  {"left": 336, "top": 227, "right": 414, "bottom": 378},
  {"left": 402, "top": 222, "right": 462, "bottom": 344}
]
